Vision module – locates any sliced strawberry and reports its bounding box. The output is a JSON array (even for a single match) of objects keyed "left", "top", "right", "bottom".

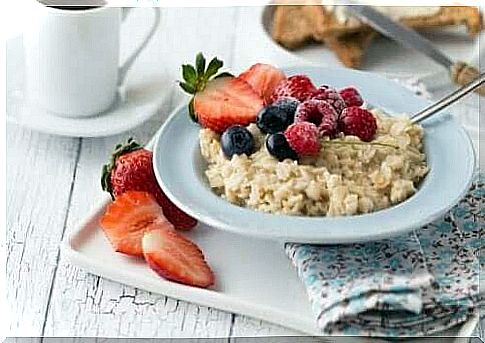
[
  {"left": 194, "top": 77, "right": 264, "bottom": 133},
  {"left": 102, "top": 140, "right": 198, "bottom": 231},
  {"left": 142, "top": 229, "right": 215, "bottom": 288},
  {"left": 238, "top": 63, "right": 286, "bottom": 105},
  {"left": 100, "top": 191, "right": 174, "bottom": 257}
]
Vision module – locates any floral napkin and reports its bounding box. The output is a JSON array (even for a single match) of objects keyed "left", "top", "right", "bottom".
[
  {"left": 285, "top": 79, "right": 483, "bottom": 337},
  {"left": 286, "top": 173, "right": 483, "bottom": 337}
]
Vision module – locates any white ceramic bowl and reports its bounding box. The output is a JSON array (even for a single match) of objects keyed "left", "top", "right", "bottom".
[{"left": 153, "top": 66, "right": 475, "bottom": 244}]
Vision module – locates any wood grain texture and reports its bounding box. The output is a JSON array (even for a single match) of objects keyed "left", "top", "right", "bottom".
[{"left": 6, "top": 125, "right": 80, "bottom": 336}]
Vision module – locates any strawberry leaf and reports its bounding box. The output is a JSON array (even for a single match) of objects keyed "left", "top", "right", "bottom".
[
  {"left": 179, "top": 81, "right": 196, "bottom": 94},
  {"left": 188, "top": 97, "right": 198, "bottom": 123},
  {"left": 214, "top": 72, "right": 234, "bottom": 79},
  {"left": 182, "top": 64, "right": 197, "bottom": 84},
  {"left": 196, "top": 52, "right": 206, "bottom": 75},
  {"left": 205, "top": 57, "right": 223, "bottom": 80}
]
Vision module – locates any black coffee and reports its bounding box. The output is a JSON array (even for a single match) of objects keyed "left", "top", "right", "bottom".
[{"left": 38, "top": 0, "right": 106, "bottom": 10}]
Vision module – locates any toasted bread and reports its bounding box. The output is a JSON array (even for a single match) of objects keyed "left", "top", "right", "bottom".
[
  {"left": 302, "top": 5, "right": 483, "bottom": 40},
  {"left": 271, "top": 5, "right": 376, "bottom": 68},
  {"left": 271, "top": 5, "right": 314, "bottom": 49},
  {"left": 322, "top": 31, "right": 377, "bottom": 68}
]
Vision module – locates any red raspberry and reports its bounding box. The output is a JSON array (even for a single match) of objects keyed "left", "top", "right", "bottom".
[
  {"left": 269, "top": 75, "right": 316, "bottom": 103},
  {"left": 284, "top": 122, "right": 321, "bottom": 156},
  {"left": 339, "top": 86, "right": 364, "bottom": 107},
  {"left": 339, "top": 107, "right": 377, "bottom": 142},
  {"left": 294, "top": 99, "right": 338, "bottom": 137},
  {"left": 310, "top": 86, "right": 347, "bottom": 114}
]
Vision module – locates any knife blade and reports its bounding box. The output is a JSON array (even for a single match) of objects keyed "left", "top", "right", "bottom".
[
  {"left": 344, "top": 5, "right": 485, "bottom": 95},
  {"left": 345, "top": 5, "right": 454, "bottom": 68}
]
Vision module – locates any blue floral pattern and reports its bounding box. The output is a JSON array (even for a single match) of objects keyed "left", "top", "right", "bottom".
[{"left": 285, "top": 173, "right": 483, "bottom": 337}]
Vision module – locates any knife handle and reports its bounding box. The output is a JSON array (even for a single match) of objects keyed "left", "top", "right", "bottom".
[{"left": 451, "top": 62, "right": 485, "bottom": 96}]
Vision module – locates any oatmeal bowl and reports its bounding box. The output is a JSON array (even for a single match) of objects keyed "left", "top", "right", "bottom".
[{"left": 153, "top": 61, "right": 475, "bottom": 243}]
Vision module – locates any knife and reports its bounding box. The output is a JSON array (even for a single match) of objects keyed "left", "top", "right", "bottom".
[{"left": 345, "top": 5, "right": 485, "bottom": 96}]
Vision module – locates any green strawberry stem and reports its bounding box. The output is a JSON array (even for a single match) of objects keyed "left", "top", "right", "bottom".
[
  {"left": 101, "top": 137, "right": 143, "bottom": 199},
  {"left": 178, "top": 52, "right": 233, "bottom": 123},
  {"left": 322, "top": 140, "right": 399, "bottom": 150}
]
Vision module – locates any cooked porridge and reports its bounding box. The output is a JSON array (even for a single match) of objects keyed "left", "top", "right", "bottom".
[{"left": 199, "top": 109, "right": 429, "bottom": 217}]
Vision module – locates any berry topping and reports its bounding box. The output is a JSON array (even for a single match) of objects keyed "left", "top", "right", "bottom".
[
  {"left": 100, "top": 191, "right": 174, "bottom": 257},
  {"left": 221, "top": 125, "right": 255, "bottom": 158},
  {"left": 310, "top": 86, "right": 347, "bottom": 114},
  {"left": 339, "top": 86, "right": 364, "bottom": 107},
  {"left": 238, "top": 63, "right": 286, "bottom": 104},
  {"left": 179, "top": 53, "right": 264, "bottom": 133},
  {"left": 266, "top": 133, "right": 298, "bottom": 161},
  {"left": 143, "top": 228, "right": 215, "bottom": 288},
  {"left": 339, "top": 107, "right": 377, "bottom": 142},
  {"left": 294, "top": 99, "right": 338, "bottom": 137},
  {"left": 256, "top": 103, "right": 293, "bottom": 134},
  {"left": 272, "top": 97, "right": 300, "bottom": 123},
  {"left": 284, "top": 122, "right": 321, "bottom": 156},
  {"left": 269, "top": 75, "right": 316, "bottom": 103},
  {"left": 101, "top": 138, "right": 197, "bottom": 230}
]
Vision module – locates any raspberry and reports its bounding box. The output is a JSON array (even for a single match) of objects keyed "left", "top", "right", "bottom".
[
  {"left": 269, "top": 75, "right": 316, "bottom": 103},
  {"left": 339, "top": 86, "right": 364, "bottom": 107},
  {"left": 294, "top": 99, "right": 338, "bottom": 137},
  {"left": 339, "top": 107, "right": 377, "bottom": 142},
  {"left": 310, "top": 86, "right": 347, "bottom": 114},
  {"left": 284, "top": 122, "right": 321, "bottom": 156}
]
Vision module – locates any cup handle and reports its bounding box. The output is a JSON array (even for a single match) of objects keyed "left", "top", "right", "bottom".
[{"left": 118, "top": 7, "right": 161, "bottom": 86}]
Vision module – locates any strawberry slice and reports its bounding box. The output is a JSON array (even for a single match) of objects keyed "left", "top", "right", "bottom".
[
  {"left": 100, "top": 191, "right": 174, "bottom": 257},
  {"left": 142, "top": 228, "right": 215, "bottom": 288},
  {"left": 194, "top": 76, "right": 264, "bottom": 133},
  {"left": 238, "top": 63, "right": 286, "bottom": 105}
]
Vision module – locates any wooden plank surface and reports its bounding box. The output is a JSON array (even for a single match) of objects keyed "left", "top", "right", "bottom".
[{"left": 6, "top": 126, "right": 80, "bottom": 336}]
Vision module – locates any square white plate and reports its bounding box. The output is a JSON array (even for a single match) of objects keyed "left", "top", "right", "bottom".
[{"left": 62, "top": 197, "right": 481, "bottom": 340}]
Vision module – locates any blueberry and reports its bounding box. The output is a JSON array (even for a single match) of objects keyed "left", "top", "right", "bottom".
[
  {"left": 266, "top": 133, "right": 298, "bottom": 161},
  {"left": 221, "top": 125, "right": 255, "bottom": 158},
  {"left": 256, "top": 106, "right": 288, "bottom": 134},
  {"left": 273, "top": 97, "right": 299, "bottom": 123}
]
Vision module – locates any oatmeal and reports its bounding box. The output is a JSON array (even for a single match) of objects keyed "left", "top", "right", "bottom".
[{"left": 199, "top": 110, "right": 428, "bottom": 217}]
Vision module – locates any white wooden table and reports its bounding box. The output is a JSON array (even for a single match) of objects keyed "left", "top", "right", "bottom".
[{"left": 6, "top": 7, "right": 484, "bottom": 340}]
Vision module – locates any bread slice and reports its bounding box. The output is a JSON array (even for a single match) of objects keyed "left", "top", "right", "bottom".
[
  {"left": 302, "top": 4, "right": 483, "bottom": 40},
  {"left": 271, "top": 5, "right": 315, "bottom": 49},
  {"left": 271, "top": 4, "right": 376, "bottom": 68},
  {"left": 322, "top": 31, "right": 377, "bottom": 68}
]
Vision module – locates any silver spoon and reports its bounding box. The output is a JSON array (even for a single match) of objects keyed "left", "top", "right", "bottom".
[{"left": 410, "top": 73, "right": 485, "bottom": 124}]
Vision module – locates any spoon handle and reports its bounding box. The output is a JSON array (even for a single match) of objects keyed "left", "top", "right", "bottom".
[{"left": 410, "top": 72, "right": 485, "bottom": 124}]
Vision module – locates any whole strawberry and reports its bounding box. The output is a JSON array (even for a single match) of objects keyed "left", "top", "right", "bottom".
[
  {"left": 339, "top": 107, "right": 377, "bottom": 142},
  {"left": 101, "top": 138, "right": 197, "bottom": 230}
]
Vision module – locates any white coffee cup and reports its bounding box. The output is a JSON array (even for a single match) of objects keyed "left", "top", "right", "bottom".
[{"left": 23, "top": 2, "right": 161, "bottom": 117}]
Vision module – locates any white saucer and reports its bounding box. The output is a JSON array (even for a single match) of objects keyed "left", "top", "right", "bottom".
[{"left": 6, "top": 35, "right": 170, "bottom": 137}]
